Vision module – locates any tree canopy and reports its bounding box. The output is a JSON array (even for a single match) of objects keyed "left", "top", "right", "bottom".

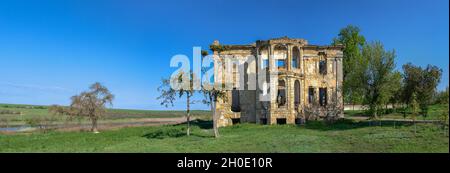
[
  {"left": 361, "top": 41, "right": 397, "bottom": 118},
  {"left": 332, "top": 25, "right": 366, "bottom": 105},
  {"left": 402, "top": 63, "right": 442, "bottom": 114}
]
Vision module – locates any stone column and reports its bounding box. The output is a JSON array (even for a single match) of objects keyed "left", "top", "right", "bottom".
[
  {"left": 268, "top": 44, "right": 276, "bottom": 125},
  {"left": 269, "top": 44, "right": 275, "bottom": 71},
  {"left": 286, "top": 46, "right": 291, "bottom": 119},
  {"left": 288, "top": 78, "right": 296, "bottom": 124},
  {"left": 336, "top": 58, "right": 344, "bottom": 117},
  {"left": 255, "top": 46, "right": 261, "bottom": 124},
  {"left": 334, "top": 58, "right": 338, "bottom": 104},
  {"left": 287, "top": 45, "right": 292, "bottom": 71},
  {"left": 300, "top": 47, "right": 304, "bottom": 75}
]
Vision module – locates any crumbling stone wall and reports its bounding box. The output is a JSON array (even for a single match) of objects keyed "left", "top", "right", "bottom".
[{"left": 212, "top": 37, "right": 344, "bottom": 127}]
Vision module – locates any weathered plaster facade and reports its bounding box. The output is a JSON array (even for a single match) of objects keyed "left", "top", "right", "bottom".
[{"left": 212, "top": 37, "right": 344, "bottom": 127}]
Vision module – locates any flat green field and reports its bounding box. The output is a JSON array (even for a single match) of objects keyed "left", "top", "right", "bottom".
[
  {"left": 0, "top": 103, "right": 448, "bottom": 153},
  {"left": 0, "top": 119, "right": 448, "bottom": 153}
]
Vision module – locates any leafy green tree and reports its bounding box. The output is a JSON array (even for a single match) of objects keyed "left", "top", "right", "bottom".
[
  {"left": 434, "top": 87, "right": 449, "bottom": 104},
  {"left": 361, "top": 41, "right": 396, "bottom": 119},
  {"left": 410, "top": 92, "right": 419, "bottom": 136},
  {"left": 402, "top": 63, "right": 442, "bottom": 117},
  {"left": 332, "top": 25, "right": 366, "bottom": 105},
  {"left": 386, "top": 71, "right": 403, "bottom": 113},
  {"left": 418, "top": 65, "right": 442, "bottom": 117},
  {"left": 402, "top": 63, "right": 421, "bottom": 104}
]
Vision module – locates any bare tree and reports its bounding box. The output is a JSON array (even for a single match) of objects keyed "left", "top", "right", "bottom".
[
  {"left": 158, "top": 71, "right": 196, "bottom": 136},
  {"left": 49, "top": 82, "right": 114, "bottom": 133}
]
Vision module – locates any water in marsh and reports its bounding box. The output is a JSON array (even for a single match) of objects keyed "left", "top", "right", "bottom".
[{"left": 0, "top": 126, "right": 34, "bottom": 132}]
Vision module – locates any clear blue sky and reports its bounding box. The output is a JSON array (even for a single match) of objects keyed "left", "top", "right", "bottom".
[{"left": 0, "top": 0, "right": 448, "bottom": 110}]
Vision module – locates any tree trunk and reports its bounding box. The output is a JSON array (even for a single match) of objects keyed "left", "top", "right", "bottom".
[
  {"left": 413, "top": 120, "right": 417, "bottom": 136},
  {"left": 444, "top": 127, "right": 447, "bottom": 137},
  {"left": 91, "top": 117, "right": 99, "bottom": 133},
  {"left": 186, "top": 93, "right": 191, "bottom": 136},
  {"left": 403, "top": 105, "right": 407, "bottom": 120},
  {"left": 373, "top": 106, "right": 378, "bottom": 120},
  {"left": 212, "top": 96, "right": 219, "bottom": 138}
]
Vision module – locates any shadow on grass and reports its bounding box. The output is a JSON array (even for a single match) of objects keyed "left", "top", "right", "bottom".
[
  {"left": 142, "top": 128, "right": 185, "bottom": 139},
  {"left": 142, "top": 119, "right": 214, "bottom": 139},
  {"left": 345, "top": 111, "right": 368, "bottom": 117},
  {"left": 179, "top": 119, "right": 213, "bottom": 129},
  {"left": 303, "top": 119, "right": 414, "bottom": 131}
]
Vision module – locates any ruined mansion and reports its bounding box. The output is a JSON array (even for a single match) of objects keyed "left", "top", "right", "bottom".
[{"left": 211, "top": 37, "right": 344, "bottom": 127}]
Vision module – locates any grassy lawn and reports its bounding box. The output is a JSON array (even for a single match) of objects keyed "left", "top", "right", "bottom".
[
  {"left": 0, "top": 119, "right": 448, "bottom": 153},
  {"left": 1, "top": 103, "right": 448, "bottom": 153}
]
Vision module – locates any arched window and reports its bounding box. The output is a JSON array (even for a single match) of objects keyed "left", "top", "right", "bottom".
[
  {"left": 244, "top": 62, "right": 248, "bottom": 90},
  {"left": 308, "top": 87, "right": 315, "bottom": 104},
  {"left": 292, "top": 47, "right": 300, "bottom": 69},
  {"left": 277, "top": 80, "right": 286, "bottom": 107},
  {"left": 319, "top": 60, "right": 327, "bottom": 75},
  {"left": 294, "top": 80, "right": 300, "bottom": 108},
  {"left": 319, "top": 88, "right": 327, "bottom": 106}
]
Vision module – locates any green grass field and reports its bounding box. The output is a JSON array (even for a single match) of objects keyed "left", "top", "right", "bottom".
[
  {"left": 0, "top": 119, "right": 448, "bottom": 152},
  {"left": 0, "top": 103, "right": 448, "bottom": 153}
]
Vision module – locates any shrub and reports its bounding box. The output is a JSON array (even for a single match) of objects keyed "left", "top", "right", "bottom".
[
  {"left": 0, "top": 110, "right": 21, "bottom": 115},
  {"left": 0, "top": 118, "right": 9, "bottom": 128},
  {"left": 25, "top": 117, "right": 55, "bottom": 133}
]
